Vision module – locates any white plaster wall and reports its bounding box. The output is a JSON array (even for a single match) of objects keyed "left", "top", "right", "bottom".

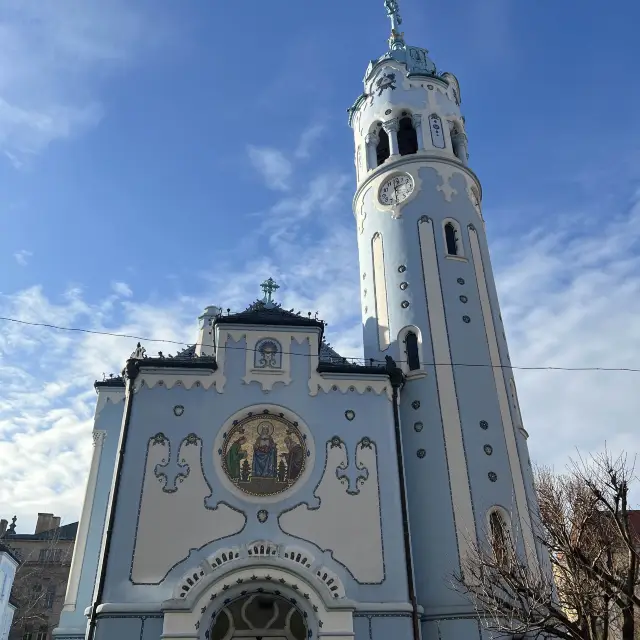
[
  {"left": 131, "top": 435, "right": 246, "bottom": 583},
  {"left": 279, "top": 439, "right": 384, "bottom": 584}
]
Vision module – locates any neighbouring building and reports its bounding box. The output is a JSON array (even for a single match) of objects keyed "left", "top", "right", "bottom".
[
  {"left": 54, "top": 1, "right": 550, "bottom": 639},
  {"left": 0, "top": 521, "right": 20, "bottom": 640},
  {"left": 1, "top": 515, "right": 77, "bottom": 640}
]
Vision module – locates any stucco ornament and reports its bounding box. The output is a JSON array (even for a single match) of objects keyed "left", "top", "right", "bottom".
[{"left": 221, "top": 413, "right": 308, "bottom": 498}]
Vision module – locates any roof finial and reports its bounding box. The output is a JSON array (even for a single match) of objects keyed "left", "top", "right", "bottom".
[
  {"left": 384, "top": 0, "right": 404, "bottom": 46},
  {"left": 260, "top": 277, "right": 280, "bottom": 307}
]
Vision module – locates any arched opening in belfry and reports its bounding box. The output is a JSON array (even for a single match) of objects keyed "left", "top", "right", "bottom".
[
  {"left": 209, "top": 592, "right": 308, "bottom": 639},
  {"left": 398, "top": 115, "right": 418, "bottom": 156},
  {"left": 444, "top": 222, "right": 460, "bottom": 256},
  {"left": 376, "top": 128, "right": 390, "bottom": 166},
  {"left": 405, "top": 331, "right": 420, "bottom": 371},
  {"left": 489, "top": 510, "right": 512, "bottom": 567}
]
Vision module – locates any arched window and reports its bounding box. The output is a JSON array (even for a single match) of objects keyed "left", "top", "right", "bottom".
[
  {"left": 444, "top": 222, "right": 459, "bottom": 256},
  {"left": 376, "top": 128, "right": 390, "bottom": 166},
  {"left": 209, "top": 592, "right": 308, "bottom": 640},
  {"left": 254, "top": 338, "right": 282, "bottom": 369},
  {"left": 398, "top": 115, "right": 418, "bottom": 156},
  {"left": 405, "top": 331, "right": 420, "bottom": 370},
  {"left": 489, "top": 510, "right": 511, "bottom": 566}
]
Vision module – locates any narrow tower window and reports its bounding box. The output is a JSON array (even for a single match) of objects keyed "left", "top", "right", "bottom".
[
  {"left": 376, "top": 128, "right": 390, "bottom": 166},
  {"left": 489, "top": 511, "right": 511, "bottom": 566},
  {"left": 397, "top": 116, "right": 418, "bottom": 156},
  {"left": 444, "top": 222, "right": 459, "bottom": 256},
  {"left": 405, "top": 331, "right": 420, "bottom": 370},
  {"left": 429, "top": 114, "right": 446, "bottom": 149}
]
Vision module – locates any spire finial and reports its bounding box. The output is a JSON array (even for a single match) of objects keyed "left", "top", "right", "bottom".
[
  {"left": 260, "top": 277, "right": 280, "bottom": 307},
  {"left": 384, "top": 0, "right": 404, "bottom": 46}
]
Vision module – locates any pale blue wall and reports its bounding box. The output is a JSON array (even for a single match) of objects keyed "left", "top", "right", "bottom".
[
  {"left": 93, "top": 614, "right": 162, "bottom": 640},
  {"left": 92, "top": 332, "right": 411, "bottom": 636},
  {"left": 358, "top": 165, "right": 536, "bottom": 614},
  {"left": 55, "top": 396, "right": 124, "bottom": 639}
]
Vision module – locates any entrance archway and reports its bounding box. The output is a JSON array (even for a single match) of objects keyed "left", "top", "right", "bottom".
[{"left": 209, "top": 592, "right": 307, "bottom": 639}]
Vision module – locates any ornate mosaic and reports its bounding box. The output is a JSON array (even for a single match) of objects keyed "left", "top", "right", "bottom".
[{"left": 221, "top": 414, "right": 308, "bottom": 497}]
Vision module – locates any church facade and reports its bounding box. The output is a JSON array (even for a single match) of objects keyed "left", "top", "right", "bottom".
[{"left": 54, "top": 3, "right": 546, "bottom": 640}]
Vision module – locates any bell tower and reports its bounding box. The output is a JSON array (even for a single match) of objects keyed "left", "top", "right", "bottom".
[{"left": 349, "top": 1, "right": 545, "bottom": 637}]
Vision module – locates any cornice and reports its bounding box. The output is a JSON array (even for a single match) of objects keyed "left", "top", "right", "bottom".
[{"left": 353, "top": 153, "right": 482, "bottom": 213}]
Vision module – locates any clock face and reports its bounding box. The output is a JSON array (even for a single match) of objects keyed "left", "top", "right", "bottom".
[{"left": 379, "top": 173, "right": 414, "bottom": 206}]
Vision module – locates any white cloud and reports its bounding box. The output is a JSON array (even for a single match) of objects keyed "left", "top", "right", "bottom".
[
  {"left": 247, "top": 145, "right": 293, "bottom": 191},
  {"left": 2, "top": 133, "right": 640, "bottom": 532},
  {"left": 295, "top": 123, "right": 325, "bottom": 159},
  {"left": 111, "top": 281, "right": 133, "bottom": 298},
  {"left": 0, "top": 0, "right": 161, "bottom": 165},
  {"left": 13, "top": 250, "right": 32, "bottom": 266}
]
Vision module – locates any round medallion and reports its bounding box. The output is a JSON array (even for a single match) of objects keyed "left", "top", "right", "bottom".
[
  {"left": 488, "top": 472, "right": 498, "bottom": 482},
  {"left": 378, "top": 173, "right": 414, "bottom": 206},
  {"left": 221, "top": 414, "right": 307, "bottom": 498},
  {"left": 417, "top": 449, "right": 426, "bottom": 459},
  {"left": 345, "top": 409, "right": 356, "bottom": 421},
  {"left": 257, "top": 509, "right": 269, "bottom": 523},
  {"left": 462, "top": 315, "right": 471, "bottom": 323},
  {"left": 484, "top": 445, "right": 493, "bottom": 456},
  {"left": 411, "top": 400, "right": 420, "bottom": 410},
  {"left": 400, "top": 282, "right": 408, "bottom": 290},
  {"left": 480, "top": 420, "right": 489, "bottom": 430},
  {"left": 173, "top": 405, "right": 185, "bottom": 417},
  {"left": 398, "top": 265, "right": 407, "bottom": 273},
  {"left": 414, "top": 421, "right": 424, "bottom": 432},
  {"left": 457, "top": 278, "right": 465, "bottom": 285},
  {"left": 459, "top": 295, "right": 468, "bottom": 303},
  {"left": 401, "top": 300, "right": 410, "bottom": 308}
]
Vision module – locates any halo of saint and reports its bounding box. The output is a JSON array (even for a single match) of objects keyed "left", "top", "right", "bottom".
[{"left": 221, "top": 413, "right": 308, "bottom": 497}]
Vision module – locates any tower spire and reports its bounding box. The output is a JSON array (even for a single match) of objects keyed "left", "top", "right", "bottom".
[{"left": 384, "top": 0, "right": 405, "bottom": 47}]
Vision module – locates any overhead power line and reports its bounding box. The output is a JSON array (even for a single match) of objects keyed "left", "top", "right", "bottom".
[{"left": 0, "top": 314, "right": 638, "bottom": 373}]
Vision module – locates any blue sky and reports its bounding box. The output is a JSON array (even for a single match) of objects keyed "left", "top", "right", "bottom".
[{"left": 1, "top": 0, "right": 639, "bottom": 531}]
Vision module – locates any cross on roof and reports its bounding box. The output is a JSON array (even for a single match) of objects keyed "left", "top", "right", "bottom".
[
  {"left": 384, "top": 0, "right": 402, "bottom": 33},
  {"left": 260, "top": 277, "right": 280, "bottom": 305}
]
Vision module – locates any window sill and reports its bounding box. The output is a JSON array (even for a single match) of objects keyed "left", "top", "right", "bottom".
[
  {"left": 250, "top": 368, "right": 284, "bottom": 376},
  {"left": 444, "top": 254, "right": 467, "bottom": 262},
  {"left": 405, "top": 370, "right": 427, "bottom": 380}
]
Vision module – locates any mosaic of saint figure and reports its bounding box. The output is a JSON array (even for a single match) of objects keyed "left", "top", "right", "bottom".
[
  {"left": 252, "top": 421, "right": 278, "bottom": 478},
  {"left": 282, "top": 435, "right": 304, "bottom": 480},
  {"left": 225, "top": 435, "right": 247, "bottom": 480},
  {"left": 220, "top": 413, "right": 308, "bottom": 497}
]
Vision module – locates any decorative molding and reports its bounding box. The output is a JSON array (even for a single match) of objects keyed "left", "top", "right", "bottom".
[
  {"left": 131, "top": 433, "right": 246, "bottom": 584},
  {"left": 468, "top": 226, "right": 538, "bottom": 568},
  {"left": 94, "top": 389, "right": 125, "bottom": 419},
  {"left": 133, "top": 366, "right": 222, "bottom": 393},
  {"left": 213, "top": 404, "right": 316, "bottom": 505},
  {"left": 61, "top": 428, "right": 106, "bottom": 613},
  {"left": 162, "top": 565, "right": 355, "bottom": 640},
  {"left": 352, "top": 155, "right": 482, "bottom": 220},
  {"left": 279, "top": 438, "right": 384, "bottom": 584},
  {"left": 417, "top": 216, "right": 477, "bottom": 570}
]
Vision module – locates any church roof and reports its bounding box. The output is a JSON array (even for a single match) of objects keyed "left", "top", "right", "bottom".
[{"left": 214, "top": 300, "right": 325, "bottom": 333}]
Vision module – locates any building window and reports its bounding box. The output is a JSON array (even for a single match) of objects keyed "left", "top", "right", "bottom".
[
  {"left": 44, "top": 584, "right": 56, "bottom": 609},
  {"left": 405, "top": 332, "right": 420, "bottom": 370},
  {"left": 429, "top": 114, "right": 446, "bottom": 149},
  {"left": 444, "top": 221, "right": 460, "bottom": 256},
  {"left": 489, "top": 510, "right": 511, "bottom": 566},
  {"left": 397, "top": 115, "right": 418, "bottom": 156},
  {"left": 254, "top": 338, "right": 282, "bottom": 370},
  {"left": 376, "top": 128, "right": 390, "bottom": 166},
  {"left": 38, "top": 548, "right": 62, "bottom": 562},
  {"left": 36, "top": 626, "right": 48, "bottom": 640}
]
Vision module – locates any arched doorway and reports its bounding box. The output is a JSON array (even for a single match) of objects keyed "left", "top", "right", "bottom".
[{"left": 208, "top": 592, "right": 307, "bottom": 640}]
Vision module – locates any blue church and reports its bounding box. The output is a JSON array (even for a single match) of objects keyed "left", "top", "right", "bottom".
[{"left": 54, "top": 2, "right": 547, "bottom": 639}]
